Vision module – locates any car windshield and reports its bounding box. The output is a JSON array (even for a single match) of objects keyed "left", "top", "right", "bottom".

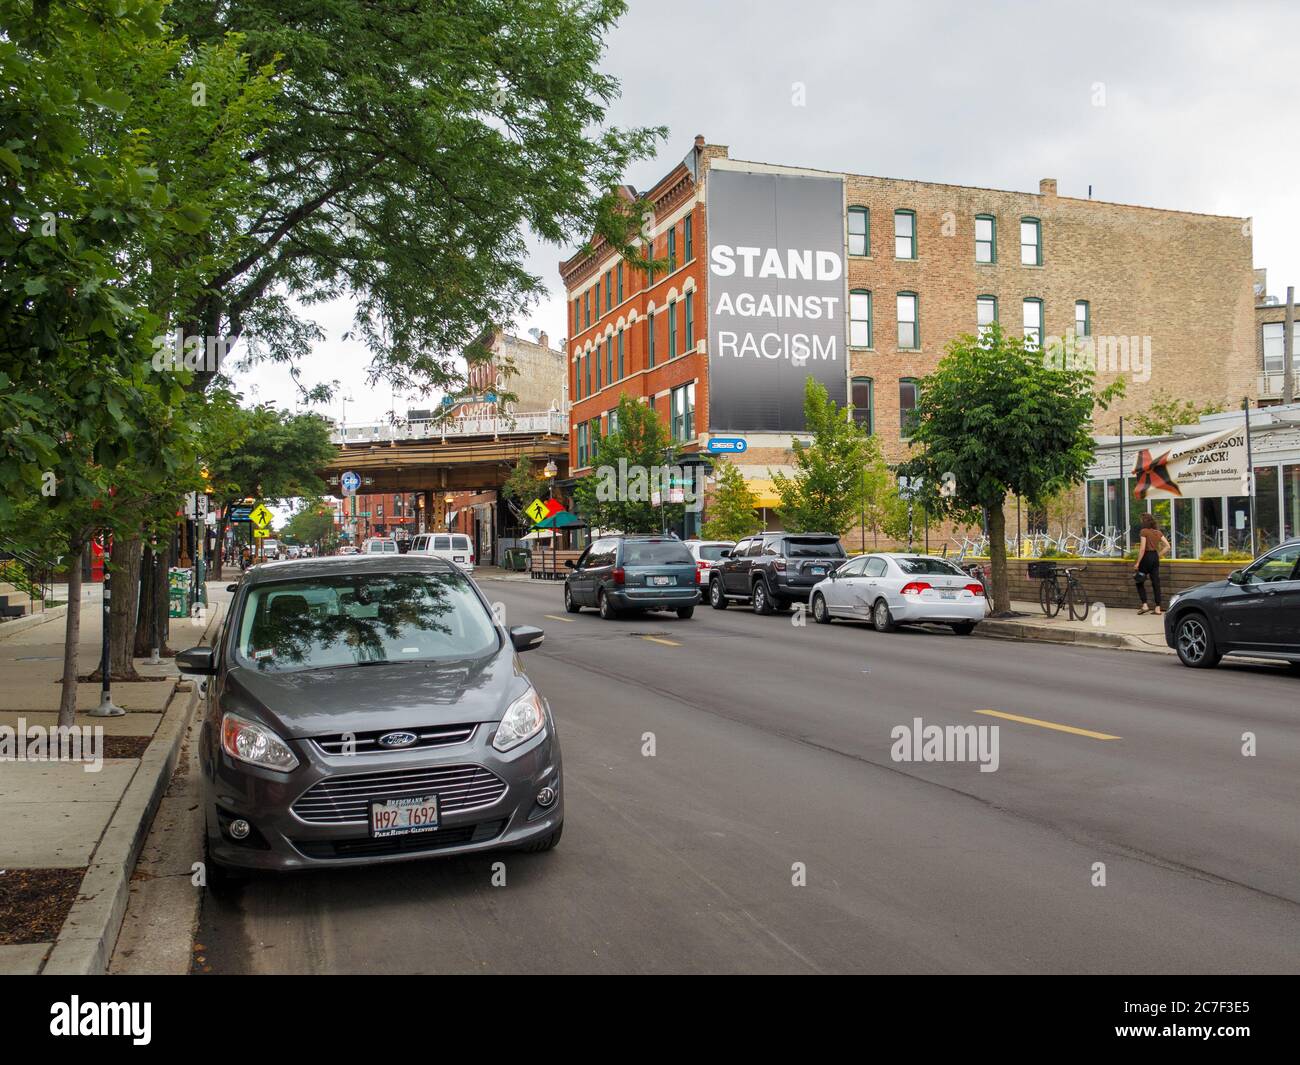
[
  {"left": 697, "top": 544, "right": 731, "bottom": 561},
  {"left": 623, "top": 541, "right": 694, "bottom": 566},
  {"left": 233, "top": 571, "right": 498, "bottom": 673},
  {"left": 896, "top": 557, "right": 965, "bottom": 576},
  {"left": 786, "top": 538, "right": 845, "bottom": 558}
]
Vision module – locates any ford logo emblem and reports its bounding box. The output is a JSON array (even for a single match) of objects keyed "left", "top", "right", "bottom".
[{"left": 378, "top": 731, "right": 418, "bottom": 749}]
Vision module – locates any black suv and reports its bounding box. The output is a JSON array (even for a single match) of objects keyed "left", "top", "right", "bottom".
[{"left": 708, "top": 532, "right": 846, "bottom": 614}]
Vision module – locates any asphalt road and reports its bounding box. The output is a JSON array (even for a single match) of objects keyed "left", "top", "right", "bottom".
[{"left": 195, "top": 577, "right": 1300, "bottom": 974}]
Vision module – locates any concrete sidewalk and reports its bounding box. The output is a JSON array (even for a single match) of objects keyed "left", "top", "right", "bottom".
[
  {"left": 0, "top": 585, "right": 226, "bottom": 974},
  {"left": 979, "top": 599, "right": 1171, "bottom": 654}
]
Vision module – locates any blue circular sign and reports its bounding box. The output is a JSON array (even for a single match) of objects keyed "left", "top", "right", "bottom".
[{"left": 340, "top": 470, "right": 361, "bottom": 495}]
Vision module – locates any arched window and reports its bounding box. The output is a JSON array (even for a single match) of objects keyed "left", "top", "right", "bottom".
[{"left": 851, "top": 377, "right": 874, "bottom": 434}]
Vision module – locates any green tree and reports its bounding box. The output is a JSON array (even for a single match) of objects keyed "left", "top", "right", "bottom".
[
  {"left": 701, "top": 459, "right": 760, "bottom": 542},
  {"left": 283, "top": 498, "right": 338, "bottom": 552},
  {"left": 900, "top": 325, "right": 1122, "bottom": 613},
  {"left": 500, "top": 456, "right": 549, "bottom": 525},
  {"left": 772, "top": 378, "right": 880, "bottom": 536},
  {"left": 1128, "top": 391, "right": 1224, "bottom": 437},
  {"left": 573, "top": 393, "right": 682, "bottom": 534}
]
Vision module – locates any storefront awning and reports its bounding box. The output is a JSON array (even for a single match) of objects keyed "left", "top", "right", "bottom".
[{"left": 745, "top": 478, "right": 782, "bottom": 510}]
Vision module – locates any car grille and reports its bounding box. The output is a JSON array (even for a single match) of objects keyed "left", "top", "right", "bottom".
[
  {"left": 291, "top": 818, "right": 508, "bottom": 859},
  {"left": 291, "top": 763, "right": 508, "bottom": 825},
  {"left": 310, "top": 723, "right": 477, "bottom": 756}
]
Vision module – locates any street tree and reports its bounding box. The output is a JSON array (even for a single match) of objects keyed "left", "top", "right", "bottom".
[
  {"left": 573, "top": 394, "right": 683, "bottom": 534},
  {"left": 899, "top": 325, "right": 1122, "bottom": 613},
  {"left": 772, "top": 378, "right": 881, "bottom": 537},
  {"left": 1128, "top": 391, "right": 1224, "bottom": 437},
  {"left": 283, "top": 498, "right": 338, "bottom": 554},
  {"left": 500, "top": 456, "right": 549, "bottom": 526},
  {"left": 701, "top": 459, "right": 761, "bottom": 542}
]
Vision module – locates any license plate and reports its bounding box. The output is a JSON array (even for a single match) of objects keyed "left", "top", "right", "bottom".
[
  {"left": 370, "top": 793, "right": 439, "bottom": 838},
  {"left": 652, "top": 575, "right": 673, "bottom": 586},
  {"left": 810, "top": 567, "right": 826, "bottom": 576},
  {"left": 454, "top": 556, "right": 465, "bottom": 562},
  {"left": 940, "top": 591, "right": 957, "bottom": 600}
]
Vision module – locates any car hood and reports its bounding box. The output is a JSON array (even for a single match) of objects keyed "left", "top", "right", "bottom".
[{"left": 219, "top": 645, "right": 530, "bottom": 739}]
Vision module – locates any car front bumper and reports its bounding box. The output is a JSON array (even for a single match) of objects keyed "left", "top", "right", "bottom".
[{"left": 201, "top": 720, "right": 563, "bottom": 871}]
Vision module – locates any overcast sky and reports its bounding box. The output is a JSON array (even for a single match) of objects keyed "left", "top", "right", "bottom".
[{"left": 236, "top": 0, "right": 1300, "bottom": 427}]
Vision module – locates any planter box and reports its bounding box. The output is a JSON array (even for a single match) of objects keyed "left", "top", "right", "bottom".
[{"left": 974, "top": 558, "right": 1239, "bottom": 607}]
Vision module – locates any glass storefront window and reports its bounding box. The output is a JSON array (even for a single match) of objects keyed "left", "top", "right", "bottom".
[
  {"left": 1227, "top": 495, "right": 1251, "bottom": 554},
  {"left": 1173, "top": 498, "right": 1194, "bottom": 559},
  {"left": 1200, "top": 497, "right": 1225, "bottom": 555},
  {"left": 1087, "top": 481, "right": 1105, "bottom": 535},
  {"left": 1285, "top": 464, "right": 1300, "bottom": 541},
  {"left": 1254, "top": 466, "right": 1280, "bottom": 552},
  {"left": 1150, "top": 499, "right": 1171, "bottom": 547}
]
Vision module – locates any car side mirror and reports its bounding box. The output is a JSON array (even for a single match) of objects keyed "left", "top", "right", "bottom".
[
  {"left": 226, "top": 583, "right": 239, "bottom": 592},
  {"left": 1228, "top": 568, "right": 1248, "bottom": 586},
  {"left": 509, "top": 625, "right": 545, "bottom": 653},
  {"left": 176, "top": 646, "right": 217, "bottom": 675},
  {"left": 719, "top": 549, "right": 731, "bottom": 558}
]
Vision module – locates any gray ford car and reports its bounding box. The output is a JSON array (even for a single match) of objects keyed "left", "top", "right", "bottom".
[{"left": 178, "top": 555, "right": 562, "bottom": 879}]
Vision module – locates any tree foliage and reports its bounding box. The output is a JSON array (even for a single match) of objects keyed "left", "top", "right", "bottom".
[
  {"left": 701, "top": 459, "right": 760, "bottom": 542},
  {"left": 1128, "top": 391, "right": 1224, "bottom": 437},
  {"left": 572, "top": 393, "right": 682, "bottom": 534}
]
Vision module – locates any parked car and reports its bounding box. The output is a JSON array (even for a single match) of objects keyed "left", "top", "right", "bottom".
[
  {"left": 261, "top": 539, "right": 281, "bottom": 561},
  {"left": 285, "top": 545, "right": 301, "bottom": 560},
  {"left": 409, "top": 532, "right": 475, "bottom": 573},
  {"left": 809, "top": 553, "right": 987, "bottom": 634},
  {"left": 1164, "top": 539, "right": 1300, "bottom": 668},
  {"left": 708, "top": 532, "right": 846, "bottom": 614},
  {"left": 563, "top": 536, "right": 699, "bottom": 619},
  {"left": 362, "top": 537, "right": 399, "bottom": 555},
  {"left": 338, "top": 545, "right": 359, "bottom": 556},
  {"left": 177, "top": 553, "right": 560, "bottom": 879},
  {"left": 684, "top": 539, "right": 735, "bottom": 593}
]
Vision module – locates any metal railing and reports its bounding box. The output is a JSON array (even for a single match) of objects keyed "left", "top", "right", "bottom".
[
  {"left": 332, "top": 410, "right": 568, "bottom": 445},
  {"left": 0, "top": 539, "right": 60, "bottom": 611}
]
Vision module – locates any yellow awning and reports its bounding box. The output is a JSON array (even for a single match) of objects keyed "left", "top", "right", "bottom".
[{"left": 744, "top": 478, "right": 782, "bottom": 509}]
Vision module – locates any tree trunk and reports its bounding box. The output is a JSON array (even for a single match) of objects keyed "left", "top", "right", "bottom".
[
  {"left": 57, "top": 535, "right": 85, "bottom": 728},
  {"left": 134, "top": 542, "right": 163, "bottom": 657},
  {"left": 98, "top": 536, "right": 142, "bottom": 679},
  {"left": 988, "top": 502, "right": 1011, "bottom": 615}
]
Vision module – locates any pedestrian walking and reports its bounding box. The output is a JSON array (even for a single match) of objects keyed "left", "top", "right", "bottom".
[{"left": 1134, "top": 512, "right": 1169, "bottom": 614}]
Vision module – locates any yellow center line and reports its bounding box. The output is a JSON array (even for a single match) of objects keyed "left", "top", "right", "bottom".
[
  {"left": 543, "top": 614, "right": 574, "bottom": 623},
  {"left": 975, "top": 709, "right": 1121, "bottom": 741},
  {"left": 641, "top": 636, "right": 681, "bottom": 647}
]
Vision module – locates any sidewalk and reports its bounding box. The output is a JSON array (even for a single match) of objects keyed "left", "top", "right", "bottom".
[
  {"left": 0, "top": 584, "right": 226, "bottom": 974},
  {"left": 979, "top": 600, "right": 1172, "bottom": 654}
]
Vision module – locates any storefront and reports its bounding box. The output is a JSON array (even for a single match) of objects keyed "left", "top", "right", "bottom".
[{"left": 1086, "top": 405, "right": 1300, "bottom": 558}]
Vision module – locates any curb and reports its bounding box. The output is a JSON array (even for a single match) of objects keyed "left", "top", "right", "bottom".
[
  {"left": 40, "top": 604, "right": 223, "bottom": 975},
  {"left": 0, "top": 604, "right": 68, "bottom": 642},
  {"left": 977, "top": 617, "right": 1171, "bottom": 655}
]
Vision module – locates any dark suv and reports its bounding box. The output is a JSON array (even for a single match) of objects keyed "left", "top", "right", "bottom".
[
  {"left": 708, "top": 532, "right": 846, "bottom": 614},
  {"left": 564, "top": 536, "right": 699, "bottom": 620}
]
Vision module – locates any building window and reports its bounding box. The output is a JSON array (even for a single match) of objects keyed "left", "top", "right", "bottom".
[
  {"left": 899, "top": 378, "right": 920, "bottom": 440},
  {"left": 975, "top": 214, "right": 996, "bottom": 263},
  {"left": 584, "top": 352, "right": 591, "bottom": 396},
  {"left": 848, "top": 206, "right": 870, "bottom": 256},
  {"left": 645, "top": 234, "right": 654, "bottom": 285},
  {"left": 669, "top": 299, "right": 678, "bottom": 357},
  {"left": 671, "top": 382, "right": 695, "bottom": 442},
  {"left": 849, "top": 290, "right": 872, "bottom": 347},
  {"left": 593, "top": 277, "right": 600, "bottom": 317},
  {"left": 894, "top": 209, "right": 916, "bottom": 259},
  {"left": 1020, "top": 217, "right": 1041, "bottom": 266},
  {"left": 851, "top": 376, "right": 874, "bottom": 433},
  {"left": 605, "top": 270, "right": 612, "bottom": 312},
  {"left": 583, "top": 290, "right": 590, "bottom": 327},
  {"left": 605, "top": 336, "right": 613, "bottom": 386},
  {"left": 577, "top": 422, "right": 588, "bottom": 467},
  {"left": 1075, "top": 300, "right": 1090, "bottom": 338},
  {"left": 572, "top": 298, "right": 580, "bottom": 332},
  {"left": 616, "top": 329, "right": 624, "bottom": 379},
  {"left": 668, "top": 226, "right": 677, "bottom": 272},
  {"left": 1023, "top": 298, "right": 1043, "bottom": 348},
  {"left": 684, "top": 291, "right": 694, "bottom": 351},
  {"left": 977, "top": 295, "right": 998, "bottom": 339},
  {"left": 647, "top": 309, "right": 656, "bottom": 368},
  {"left": 1262, "top": 322, "right": 1300, "bottom": 375},
  {"left": 573, "top": 358, "right": 581, "bottom": 400},
  {"left": 684, "top": 215, "right": 693, "bottom": 261},
  {"left": 617, "top": 262, "right": 624, "bottom": 303},
  {"left": 608, "top": 408, "right": 619, "bottom": 437},
  {"left": 596, "top": 339, "right": 603, "bottom": 390},
  {"left": 897, "top": 292, "right": 918, "bottom": 349}
]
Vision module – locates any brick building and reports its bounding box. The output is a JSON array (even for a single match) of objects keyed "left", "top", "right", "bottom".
[
  {"left": 559, "top": 138, "right": 1258, "bottom": 541},
  {"left": 1254, "top": 269, "right": 1299, "bottom": 407}
]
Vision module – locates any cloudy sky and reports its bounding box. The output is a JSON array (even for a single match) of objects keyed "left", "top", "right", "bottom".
[{"left": 236, "top": 0, "right": 1300, "bottom": 425}]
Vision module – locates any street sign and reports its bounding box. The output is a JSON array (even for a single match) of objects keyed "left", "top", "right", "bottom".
[
  {"left": 897, "top": 476, "right": 922, "bottom": 500},
  {"left": 253, "top": 528, "right": 269, "bottom": 539},
  {"left": 185, "top": 492, "right": 209, "bottom": 519},
  {"left": 340, "top": 470, "right": 361, "bottom": 495},
  {"left": 706, "top": 437, "right": 748, "bottom": 454},
  {"left": 249, "top": 503, "right": 274, "bottom": 529},
  {"left": 524, "top": 498, "right": 549, "bottom": 524},
  {"left": 229, "top": 503, "right": 253, "bottom": 522}
]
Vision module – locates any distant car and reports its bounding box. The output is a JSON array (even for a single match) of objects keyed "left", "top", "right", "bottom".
[
  {"left": 709, "top": 532, "right": 846, "bottom": 614},
  {"left": 1164, "top": 540, "right": 1300, "bottom": 668},
  {"left": 362, "top": 538, "right": 399, "bottom": 555},
  {"left": 285, "top": 545, "right": 301, "bottom": 560},
  {"left": 177, "top": 554, "right": 560, "bottom": 878},
  {"left": 684, "top": 539, "right": 735, "bottom": 592},
  {"left": 810, "top": 553, "right": 987, "bottom": 634},
  {"left": 338, "top": 545, "right": 359, "bottom": 556},
  {"left": 409, "top": 532, "right": 475, "bottom": 573},
  {"left": 563, "top": 536, "right": 699, "bottom": 619},
  {"left": 262, "top": 539, "right": 281, "bottom": 561}
]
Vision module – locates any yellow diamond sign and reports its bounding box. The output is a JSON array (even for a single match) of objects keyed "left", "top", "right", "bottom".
[
  {"left": 524, "top": 498, "right": 548, "bottom": 524},
  {"left": 249, "top": 503, "right": 273, "bottom": 529}
]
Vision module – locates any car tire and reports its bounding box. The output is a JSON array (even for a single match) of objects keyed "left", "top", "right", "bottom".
[
  {"left": 518, "top": 822, "right": 563, "bottom": 853},
  {"left": 563, "top": 584, "right": 581, "bottom": 613},
  {"left": 752, "top": 579, "right": 775, "bottom": 615},
  {"left": 811, "top": 593, "right": 832, "bottom": 624},
  {"left": 1174, "top": 611, "right": 1220, "bottom": 668},
  {"left": 709, "top": 578, "right": 728, "bottom": 610},
  {"left": 676, "top": 605, "right": 695, "bottom": 620},
  {"left": 951, "top": 621, "right": 976, "bottom": 635},
  {"left": 872, "top": 598, "right": 896, "bottom": 633},
  {"left": 598, "top": 590, "right": 618, "bottom": 620}
]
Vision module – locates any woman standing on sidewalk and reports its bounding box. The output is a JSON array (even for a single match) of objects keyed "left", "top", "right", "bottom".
[{"left": 1134, "top": 513, "right": 1168, "bottom": 615}]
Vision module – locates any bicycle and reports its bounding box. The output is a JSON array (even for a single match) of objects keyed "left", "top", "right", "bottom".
[
  {"left": 960, "top": 561, "right": 994, "bottom": 612},
  {"left": 1030, "top": 561, "right": 1089, "bottom": 620}
]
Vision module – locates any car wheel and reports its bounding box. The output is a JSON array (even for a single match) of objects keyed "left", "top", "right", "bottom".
[
  {"left": 598, "top": 590, "right": 618, "bottom": 620},
  {"left": 709, "top": 577, "right": 728, "bottom": 610},
  {"left": 872, "top": 598, "right": 896, "bottom": 633},
  {"left": 563, "top": 584, "right": 581, "bottom": 613},
  {"left": 676, "top": 605, "right": 695, "bottom": 619},
  {"left": 1175, "top": 612, "right": 1220, "bottom": 668},
  {"left": 811, "top": 593, "right": 832, "bottom": 624},
  {"left": 518, "top": 822, "right": 563, "bottom": 853},
  {"left": 752, "top": 579, "right": 775, "bottom": 615},
  {"left": 951, "top": 621, "right": 976, "bottom": 635}
]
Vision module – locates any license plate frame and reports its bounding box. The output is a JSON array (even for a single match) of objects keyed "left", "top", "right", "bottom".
[
  {"left": 370, "top": 793, "right": 440, "bottom": 838},
  {"left": 651, "top": 575, "right": 673, "bottom": 586}
]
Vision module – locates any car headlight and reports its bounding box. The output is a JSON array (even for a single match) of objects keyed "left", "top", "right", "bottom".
[
  {"left": 221, "top": 711, "right": 299, "bottom": 772},
  {"left": 492, "top": 688, "right": 546, "bottom": 752}
]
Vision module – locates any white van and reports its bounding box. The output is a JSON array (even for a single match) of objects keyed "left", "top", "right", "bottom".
[{"left": 409, "top": 532, "right": 475, "bottom": 572}]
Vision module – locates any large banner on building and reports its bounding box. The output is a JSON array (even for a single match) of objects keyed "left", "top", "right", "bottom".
[
  {"left": 1132, "top": 422, "right": 1249, "bottom": 499},
  {"left": 707, "top": 168, "right": 847, "bottom": 432}
]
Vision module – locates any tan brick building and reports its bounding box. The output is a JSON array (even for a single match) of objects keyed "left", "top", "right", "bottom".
[
  {"left": 1254, "top": 269, "right": 1299, "bottom": 407},
  {"left": 559, "top": 139, "right": 1258, "bottom": 541}
]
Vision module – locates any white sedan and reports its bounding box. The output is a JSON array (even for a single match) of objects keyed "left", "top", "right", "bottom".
[{"left": 809, "top": 553, "right": 987, "bottom": 634}]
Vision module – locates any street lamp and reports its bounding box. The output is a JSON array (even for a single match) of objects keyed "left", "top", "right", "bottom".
[{"left": 444, "top": 492, "right": 455, "bottom": 532}]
